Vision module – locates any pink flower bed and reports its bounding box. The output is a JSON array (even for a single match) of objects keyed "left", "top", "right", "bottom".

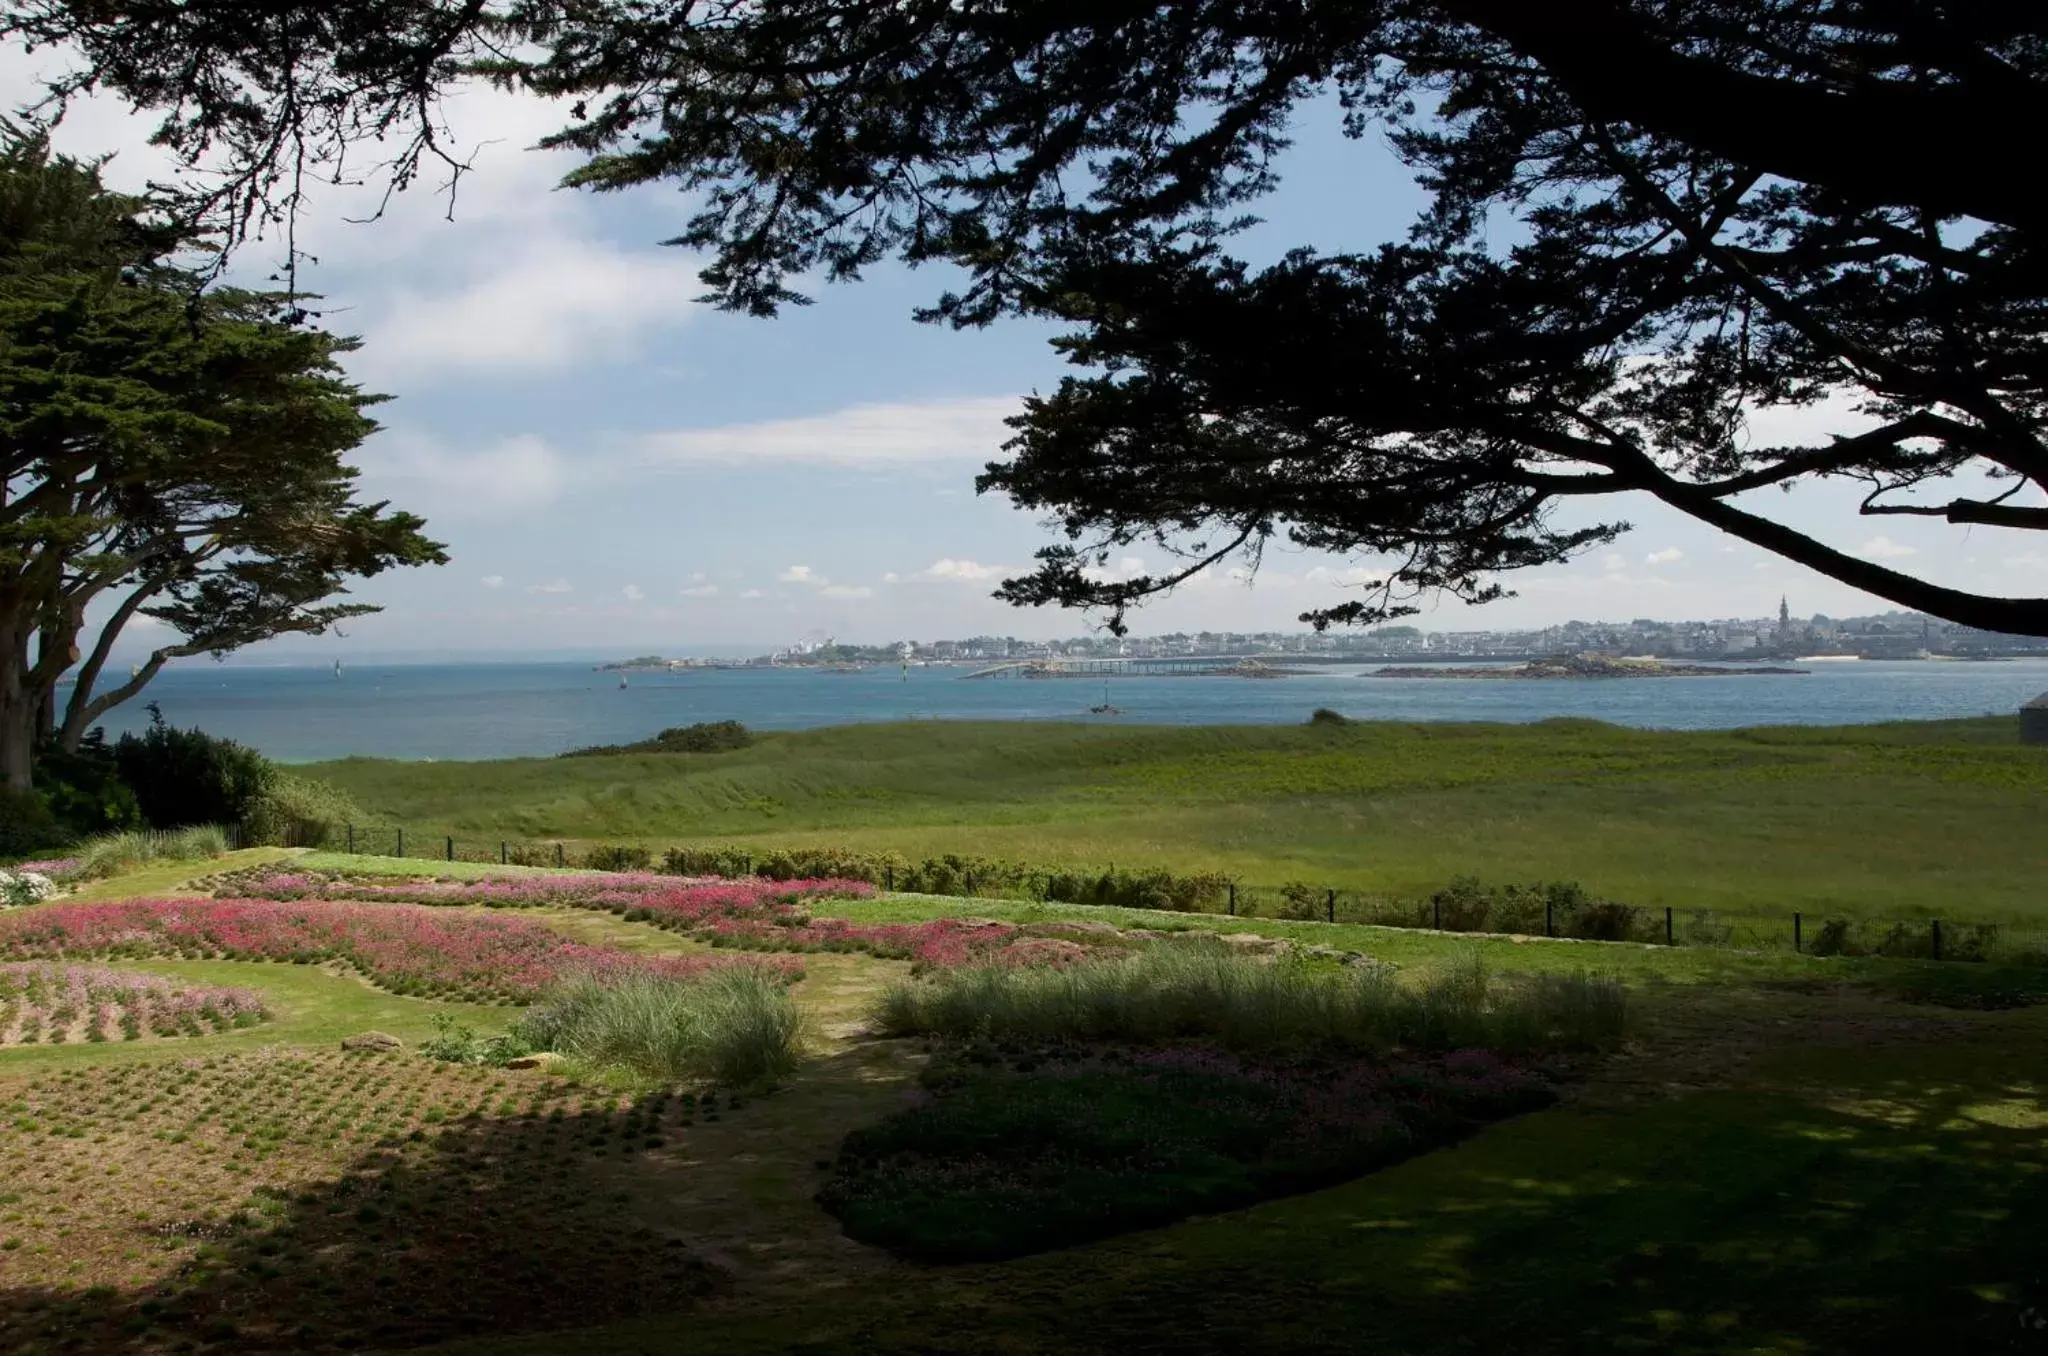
[
  {"left": 0, "top": 899, "right": 802, "bottom": 1002},
  {"left": 697, "top": 916, "right": 1098, "bottom": 970},
  {"left": 226, "top": 869, "right": 1105, "bottom": 971},
  {"left": 233, "top": 870, "right": 872, "bottom": 919},
  {"left": 0, "top": 962, "right": 268, "bottom": 1043}
]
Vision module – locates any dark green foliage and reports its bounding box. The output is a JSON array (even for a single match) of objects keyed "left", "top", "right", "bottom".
[
  {"left": 1308, "top": 708, "right": 1352, "bottom": 726},
  {"left": 818, "top": 1051, "right": 1556, "bottom": 1261},
  {"left": 0, "top": 786, "right": 64, "bottom": 854},
  {"left": 240, "top": 773, "right": 364, "bottom": 848},
  {"left": 24, "top": 731, "right": 141, "bottom": 840},
  {"left": 581, "top": 844, "right": 651, "bottom": 872},
  {"left": 656, "top": 841, "right": 1231, "bottom": 911},
  {"left": 560, "top": 721, "right": 751, "bottom": 758},
  {"left": 1412, "top": 878, "right": 1655, "bottom": 943},
  {"left": 0, "top": 129, "right": 443, "bottom": 796},
  {"left": 16, "top": 6, "right": 2046, "bottom": 632},
  {"left": 113, "top": 706, "right": 274, "bottom": 829}
]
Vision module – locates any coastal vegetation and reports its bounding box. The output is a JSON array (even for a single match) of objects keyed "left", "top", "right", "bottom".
[
  {"left": 306, "top": 715, "right": 2045, "bottom": 933},
  {"left": 0, "top": 849, "right": 2038, "bottom": 1353}
]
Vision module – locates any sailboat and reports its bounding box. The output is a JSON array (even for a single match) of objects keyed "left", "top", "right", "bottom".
[
  {"left": 333, "top": 659, "right": 343, "bottom": 680},
  {"left": 618, "top": 673, "right": 629, "bottom": 690}
]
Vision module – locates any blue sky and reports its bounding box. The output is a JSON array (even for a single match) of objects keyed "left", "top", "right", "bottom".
[{"left": 9, "top": 60, "right": 2038, "bottom": 660}]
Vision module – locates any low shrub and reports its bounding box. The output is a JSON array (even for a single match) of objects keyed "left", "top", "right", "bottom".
[
  {"left": 1308, "top": 707, "right": 1353, "bottom": 726},
  {"left": 0, "top": 870, "right": 60, "bottom": 908},
  {"left": 240, "top": 773, "right": 365, "bottom": 848},
  {"left": 583, "top": 844, "right": 653, "bottom": 872},
  {"left": 561, "top": 720, "right": 753, "bottom": 757},
  {"left": 1418, "top": 878, "right": 1651, "bottom": 941},
  {"left": 512, "top": 969, "right": 805, "bottom": 1086},
  {"left": 819, "top": 1045, "right": 1557, "bottom": 1262},
  {"left": 872, "top": 945, "right": 1627, "bottom": 1055},
  {"left": 420, "top": 1012, "right": 531, "bottom": 1066},
  {"left": 0, "top": 789, "right": 68, "bottom": 857}
]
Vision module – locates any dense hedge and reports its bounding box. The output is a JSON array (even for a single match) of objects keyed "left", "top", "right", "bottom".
[{"left": 656, "top": 844, "right": 1234, "bottom": 913}]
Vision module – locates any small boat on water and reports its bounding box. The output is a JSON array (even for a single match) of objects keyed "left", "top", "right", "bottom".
[
  {"left": 334, "top": 659, "right": 344, "bottom": 680},
  {"left": 618, "top": 673, "right": 629, "bottom": 690}
]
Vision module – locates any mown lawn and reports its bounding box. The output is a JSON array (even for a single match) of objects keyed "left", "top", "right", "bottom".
[{"left": 308, "top": 715, "right": 2047, "bottom": 927}]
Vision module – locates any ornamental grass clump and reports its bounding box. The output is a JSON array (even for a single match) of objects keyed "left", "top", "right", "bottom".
[
  {"left": 872, "top": 944, "right": 1625, "bottom": 1054},
  {"left": 512, "top": 969, "right": 805, "bottom": 1088},
  {"left": 75, "top": 825, "right": 233, "bottom": 880}
]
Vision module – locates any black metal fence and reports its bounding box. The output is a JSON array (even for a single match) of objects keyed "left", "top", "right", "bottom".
[{"left": 319, "top": 824, "right": 2045, "bottom": 968}]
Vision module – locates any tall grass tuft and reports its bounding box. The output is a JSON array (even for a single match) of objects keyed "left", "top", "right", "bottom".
[
  {"left": 871, "top": 944, "right": 1626, "bottom": 1054},
  {"left": 76, "top": 825, "right": 234, "bottom": 879},
  {"left": 513, "top": 969, "right": 806, "bottom": 1086}
]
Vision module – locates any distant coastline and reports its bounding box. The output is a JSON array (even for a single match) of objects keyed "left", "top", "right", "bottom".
[{"left": 1367, "top": 656, "right": 1808, "bottom": 680}]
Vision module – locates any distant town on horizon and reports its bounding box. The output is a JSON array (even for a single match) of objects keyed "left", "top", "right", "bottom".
[{"left": 606, "top": 603, "right": 2048, "bottom": 670}]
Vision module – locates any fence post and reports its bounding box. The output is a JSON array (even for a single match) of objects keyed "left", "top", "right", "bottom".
[
  {"left": 396, "top": 827, "right": 404, "bottom": 858},
  {"left": 1227, "top": 883, "right": 1236, "bottom": 917},
  {"left": 1794, "top": 912, "right": 1802, "bottom": 953},
  {"left": 1326, "top": 889, "right": 1335, "bottom": 924},
  {"left": 555, "top": 842, "right": 564, "bottom": 868},
  {"left": 347, "top": 823, "right": 354, "bottom": 855},
  {"left": 500, "top": 841, "right": 507, "bottom": 866},
  {"left": 1545, "top": 898, "right": 1554, "bottom": 938},
  {"left": 1932, "top": 918, "right": 1942, "bottom": 962},
  {"left": 1434, "top": 896, "right": 1442, "bottom": 931},
  {"left": 885, "top": 864, "right": 894, "bottom": 891},
  {"left": 1665, "top": 906, "right": 1673, "bottom": 946},
  {"left": 446, "top": 835, "right": 454, "bottom": 863}
]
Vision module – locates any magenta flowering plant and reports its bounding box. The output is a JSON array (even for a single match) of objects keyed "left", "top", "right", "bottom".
[
  {"left": 0, "top": 961, "right": 267, "bottom": 1043},
  {"left": 0, "top": 898, "right": 802, "bottom": 1002},
  {"left": 216, "top": 868, "right": 1130, "bottom": 970}
]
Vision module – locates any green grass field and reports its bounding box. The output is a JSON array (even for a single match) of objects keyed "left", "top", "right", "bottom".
[
  {"left": 310, "top": 715, "right": 2046, "bottom": 928},
  {"left": 4, "top": 847, "right": 2044, "bottom": 1352}
]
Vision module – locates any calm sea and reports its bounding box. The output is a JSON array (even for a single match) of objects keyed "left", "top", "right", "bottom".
[{"left": 68, "top": 658, "right": 2048, "bottom": 763}]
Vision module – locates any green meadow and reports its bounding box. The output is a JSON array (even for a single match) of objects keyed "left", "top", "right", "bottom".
[{"left": 311, "top": 715, "right": 2047, "bottom": 927}]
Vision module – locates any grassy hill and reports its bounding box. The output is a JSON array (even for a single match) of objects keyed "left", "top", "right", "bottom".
[{"left": 309, "top": 715, "right": 2046, "bottom": 926}]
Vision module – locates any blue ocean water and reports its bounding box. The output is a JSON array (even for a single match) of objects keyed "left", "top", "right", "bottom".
[{"left": 69, "top": 657, "right": 2048, "bottom": 763}]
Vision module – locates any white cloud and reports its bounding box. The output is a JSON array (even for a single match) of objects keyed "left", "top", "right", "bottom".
[
  {"left": 739, "top": 588, "right": 763, "bottom": 599},
  {"left": 1644, "top": 548, "right": 1685, "bottom": 566},
  {"left": 620, "top": 584, "right": 645, "bottom": 601},
  {"left": 355, "top": 432, "right": 566, "bottom": 517},
  {"left": 820, "top": 584, "right": 874, "bottom": 599},
  {"left": 1601, "top": 553, "right": 1628, "bottom": 572},
  {"left": 917, "top": 558, "right": 1011, "bottom": 583},
  {"left": 638, "top": 396, "right": 1021, "bottom": 468},
  {"left": 479, "top": 575, "right": 505, "bottom": 589},
  {"left": 527, "top": 579, "right": 573, "bottom": 595},
  {"left": 778, "top": 565, "right": 823, "bottom": 585},
  {"left": 1858, "top": 536, "right": 1918, "bottom": 559},
  {"left": 1303, "top": 565, "right": 1386, "bottom": 587},
  {"left": 678, "top": 584, "right": 720, "bottom": 598},
  {"left": 357, "top": 236, "right": 704, "bottom": 381}
]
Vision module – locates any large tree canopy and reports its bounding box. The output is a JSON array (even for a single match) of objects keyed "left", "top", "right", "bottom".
[
  {"left": 8, "top": 1, "right": 2043, "bottom": 633},
  {"left": 0, "top": 130, "right": 444, "bottom": 793}
]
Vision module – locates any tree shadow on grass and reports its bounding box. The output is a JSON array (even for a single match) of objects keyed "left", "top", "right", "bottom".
[
  {"left": 902, "top": 1047, "right": 2048, "bottom": 1354},
  {"left": 522, "top": 1035, "right": 2048, "bottom": 1356},
  {"left": 0, "top": 1097, "right": 731, "bottom": 1354}
]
